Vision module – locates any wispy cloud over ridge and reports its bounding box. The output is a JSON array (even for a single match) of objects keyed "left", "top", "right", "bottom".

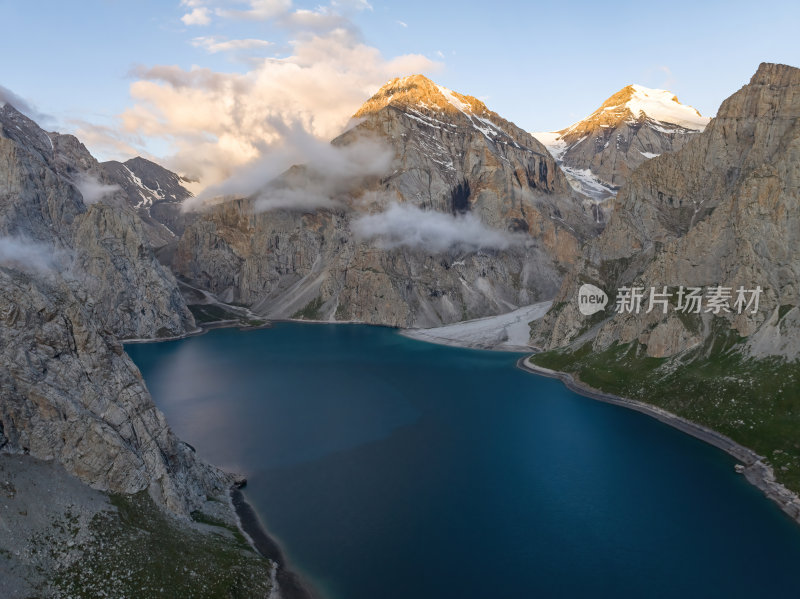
[
  {"left": 187, "top": 120, "right": 392, "bottom": 212},
  {"left": 352, "top": 203, "right": 522, "bottom": 253},
  {"left": 74, "top": 173, "right": 121, "bottom": 206},
  {"left": 0, "top": 85, "right": 53, "bottom": 125}
]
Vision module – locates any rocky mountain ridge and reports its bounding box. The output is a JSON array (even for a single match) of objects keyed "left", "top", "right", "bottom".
[
  {"left": 2, "top": 62, "right": 799, "bottom": 595},
  {"left": 0, "top": 100, "right": 227, "bottom": 515},
  {"left": 0, "top": 267, "right": 230, "bottom": 513},
  {"left": 101, "top": 156, "right": 196, "bottom": 245},
  {"left": 532, "top": 64, "right": 799, "bottom": 357},
  {"left": 173, "top": 74, "right": 601, "bottom": 327},
  {"left": 0, "top": 98, "right": 276, "bottom": 595},
  {"left": 535, "top": 84, "right": 709, "bottom": 201},
  {"left": 0, "top": 103, "right": 195, "bottom": 339}
]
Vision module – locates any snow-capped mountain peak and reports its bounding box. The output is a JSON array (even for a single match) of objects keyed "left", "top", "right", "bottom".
[
  {"left": 595, "top": 84, "right": 709, "bottom": 130},
  {"left": 534, "top": 84, "right": 710, "bottom": 198},
  {"left": 356, "top": 74, "right": 485, "bottom": 117},
  {"left": 553, "top": 84, "right": 710, "bottom": 141},
  {"left": 352, "top": 74, "right": 543, "bottom": 150}
]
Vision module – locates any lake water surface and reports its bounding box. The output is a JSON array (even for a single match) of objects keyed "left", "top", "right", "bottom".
[{"left": 127, "top": 323, "right": 800, "bottom": 599}]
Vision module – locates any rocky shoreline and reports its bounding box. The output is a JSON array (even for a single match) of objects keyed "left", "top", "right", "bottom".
[
  {"left": 230, "top": 485, "right": 318, "bottom": 599},
  {"left": 123, "top": 319, "right": 273, "bottom": 344},
  {"left": 516, "top": 356, "right": 800, "bottom": 526}
]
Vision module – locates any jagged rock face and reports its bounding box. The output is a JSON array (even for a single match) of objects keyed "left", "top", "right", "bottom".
[
  {"left": 0, "top": 111, "right": 84, "bottom": 243},
  {"left": 535, "top": 85, "right": 709, "bottom": 198},
  {"left": 177, "top": 199, "right": 573, "bottom": 325},
  {"left": 350, "top": 75, "right": 575, "bottom": 218},
  {"left": 531, "top": 63, "right": 800, "bottom": 361},
  {"left": 0, "top": 102, "right": 220, "bottom": 514},
  {"left": 49, "top": 135, "right": 183, "bottom": 249},
  {"left": 101, "top": 156, "right": 196, "bottom": 242},
  {"left": 71, "top": 203, "right": 197, "bottom": 339},
  {"left": 0, "top": 267, "right": 230, "bottom": 514},
  {"left": 174, "top": 75, "right": 599, "bottom": 327},
  {"left": 0, "top": 103, "right": 194, "bottom": 339}
]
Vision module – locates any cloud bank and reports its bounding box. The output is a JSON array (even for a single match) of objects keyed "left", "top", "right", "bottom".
[
  {"left": 0, "top": 237, "right": 62, "bottom": 274},
  {"left": 214, "top": 0, "right": 292, "bottom": 21},
  {"left": 74, "top": 173, "right": 121, "bottom": 205},
  {"left": 180, "top": 0, "right": 212, "bottom": 25},
  {"left": 123, "top": 30, "right": 435, "bottom": 190},
  {"left": 87, "top": 0, "right": 439, "bottom": 208},
  {"left": 185, "top": 120, "right": 393, "bottom": 212},
  {"left": 352, "top": 203, "right": 522, "bottom": 253}
]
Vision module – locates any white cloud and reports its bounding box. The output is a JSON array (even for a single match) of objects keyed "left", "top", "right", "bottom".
[
  {"left": 74, "top": 173, "right": 121, "bottom": 205},
  {"left": 332, "top": 0, "right": 372, "bottom": 10},
  {"left": 0, "top": 85, "right": 31, "bottom": 112},
  {"left": 281, "top": 7, "right": 353, "bottom": 32},
  {"left": 71, "top": 119, "right": 145, "bottom": 161},
  {"left": 0, "top": 85, "right": 52, "bottom": 124},
  {"left": 252, "top": 138, "right": 392, "bottom": 212},
  {"left": 181, "top": 6, "right": 212, "bottom": 25},
  {"left": 122, "top": 23, "right": 439, "bottom": 192},
  {"left": 76, "top": 1, "right": 441, "bottom": 194},
  {"left": 188, "top": 121, "right": 393, "bottom": 212},
  {"left": 0, "top": 237, "right": 61, "bottom": 274},
  {"left": 191, "top": 36, "right": 273, "bottom": 53},
  {"left": 396, "top": 20, "right": 408, "bottom": 28},
  {"left": 216, "top": 0, "right": 292, "bottom": 21},
  {"left": 215, "top": 0, "right": 371, "bottom": 23},
  {"left": 352, "top": 203, "right": 522, "bottom": 253}
]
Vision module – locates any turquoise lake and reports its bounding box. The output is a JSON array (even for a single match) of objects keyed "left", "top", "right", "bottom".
[{"left": 127, "top": 323, "right": 800, "bottom": 599}]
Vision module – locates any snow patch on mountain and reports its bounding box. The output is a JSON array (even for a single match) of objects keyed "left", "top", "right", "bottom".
[
  {"left": 622, "top": 84, "right": 709, "bottom": 130},
  {"left": 560, "top": 166, "right": 617, "bottom": 201},
  {"left": 436, "top": 84, "right": 470, "bottom": 113},
  {"left": 532, "top": 131, "right": 568, "bottom": 160},
  {"left": 533, "top": 83, "right": 709, "bottom": 199}
]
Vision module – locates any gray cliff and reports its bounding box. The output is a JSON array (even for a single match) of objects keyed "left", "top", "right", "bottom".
[
  {"left": 0, "top": 101, "right": 225, "bottom": 515},
  {"left": 0, "top": 103, "right": 195, "bottom": 340},
  {"left": 101, "top": 155, "right": 196, "bottom": 244},
  {"left": 0, "top": 267, "right": 230, "bottom": 514},
  {"left": 531, "top": 63, "right": 800, "bottom": 361}
]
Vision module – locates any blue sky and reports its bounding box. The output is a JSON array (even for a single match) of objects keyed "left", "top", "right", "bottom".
[{"left": 2, "top": 0, "right": 798, "bottom": 170}]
